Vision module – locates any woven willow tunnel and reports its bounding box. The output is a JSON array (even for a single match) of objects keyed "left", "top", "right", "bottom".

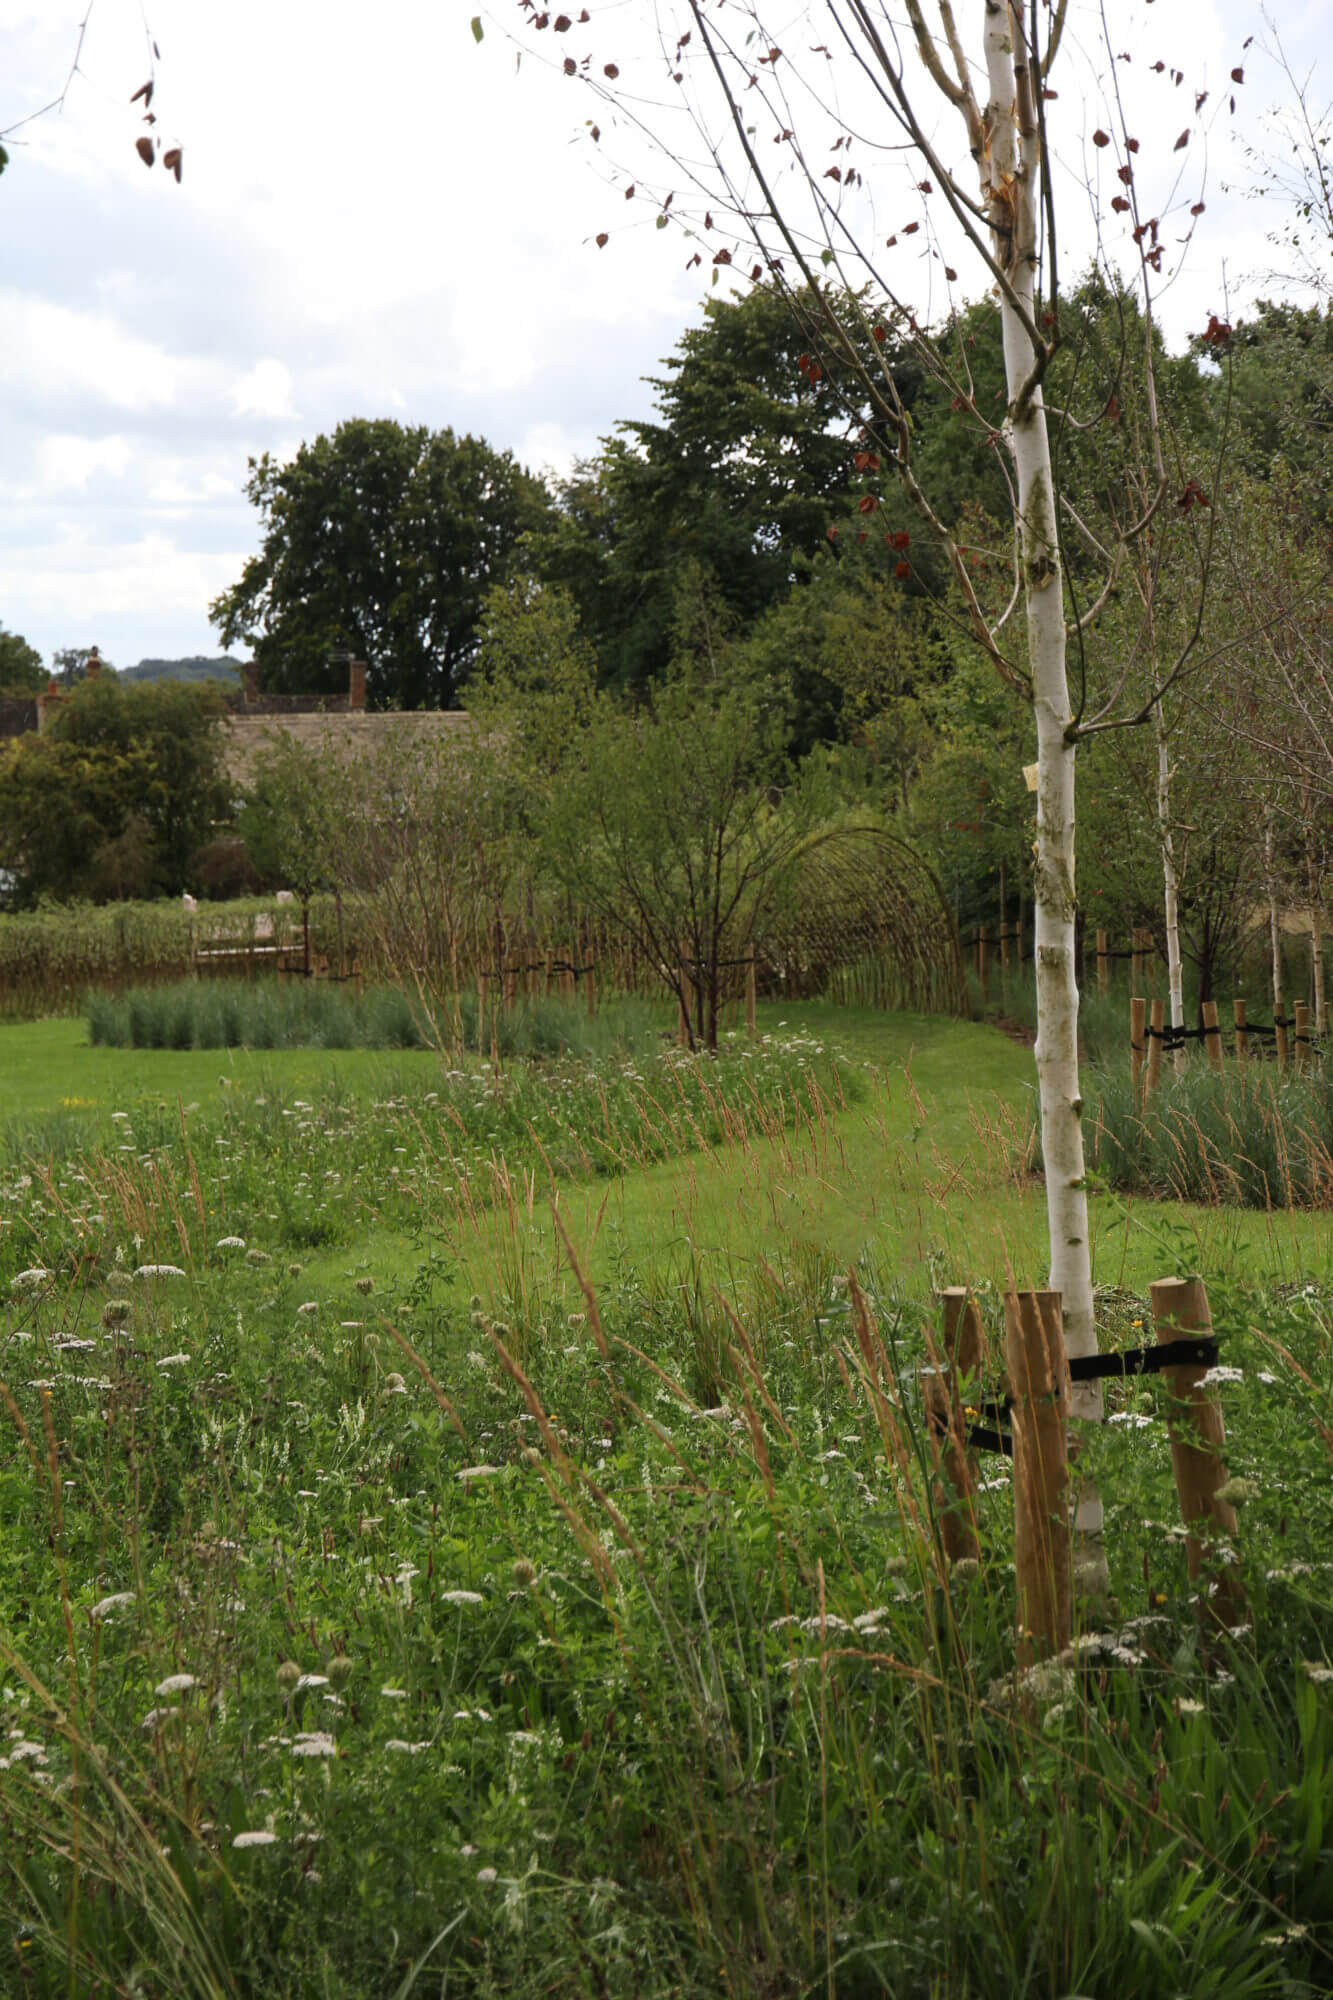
[{"left": 763, "top": 822, "right": 968, "bottom": 1017}]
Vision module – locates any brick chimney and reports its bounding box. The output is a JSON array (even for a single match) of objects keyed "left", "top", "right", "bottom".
[
  {"left": 37, "top": 680, "right": 68, "bottom": 734},
  {"left": 243, "top": 661, "right": 260, "bottom": 705},
  {"left": 348, "top": 658, "right": 367, "bottom": 712}
]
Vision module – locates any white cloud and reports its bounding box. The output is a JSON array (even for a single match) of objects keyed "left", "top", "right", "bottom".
[
  {"left": 35, "top": 433, "right": 134, "bottom": 492},
  {"left": 231, "top": 358, "right": 296, "bottom": 420}
]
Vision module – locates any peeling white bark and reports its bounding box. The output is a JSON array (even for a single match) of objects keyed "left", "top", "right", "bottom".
[{"left": 981, "top": 7, "right": 1101, "bottom": 1444}]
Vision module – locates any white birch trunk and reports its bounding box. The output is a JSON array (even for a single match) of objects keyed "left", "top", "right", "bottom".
[
  {"left": 1154, "top": 694, "right": 1187, "bottom": 1076},
  {"left": 1265, "top": 814, "right": 1284, "bottom": 1028},
  {"left": 982, "top": 11, "right": 1102, "bottom": 1477}
]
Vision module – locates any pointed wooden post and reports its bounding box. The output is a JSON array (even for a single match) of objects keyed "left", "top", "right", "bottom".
[
  {"left": 1150, "top": 1277, "right": 1244, "bottom": 1627},
  {"left": 1130, "top": 997, "right": 1147, "bottom": 1092},
  {"left": 1147, "top": 998, "right": 1165, "bottom": 1095},
  {"left": 921, "top": 1289, "right": 983, "bottom": 1565},
  {"left": 1004, "top": 1290, "right": 1071, "bottom": 1664}
]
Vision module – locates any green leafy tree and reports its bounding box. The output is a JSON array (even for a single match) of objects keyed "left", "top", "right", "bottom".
[
  {"left": 0, "top": 625, "right": 44, "bottom": 695},
  {"left": 0, "top": 677, "right": 229, "bottom": 902},
  {"left": 532, "top": 283, "right": 926, "bottom": 692},
  {"left": 507, "top": 569, "right": 830, "bottom": 1050},
  {"left": 210, "top": 419, "right": 552, "bottom": 710}
]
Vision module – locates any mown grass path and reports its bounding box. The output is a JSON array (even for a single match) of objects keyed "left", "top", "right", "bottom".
[{"left": 7, "top": 1005, "right": 1325, "bottom": 1317}]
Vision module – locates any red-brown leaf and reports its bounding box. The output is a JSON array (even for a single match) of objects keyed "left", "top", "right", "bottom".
[{"left": 135, "top": 136, "right": 155, "bottom": 167}]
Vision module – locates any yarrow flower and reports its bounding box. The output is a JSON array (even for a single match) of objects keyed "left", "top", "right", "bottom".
[
  {"left": 133, "top": 1265, "right": 187, "bottom": 1280},
  {"left": 155, "top": 1673, "right": 197, "bottom": 1697},
  {"left": 440, "top": 1590, "right": 484, "bottom": 1606},
  {"left": 215, "top": 1237, "right": 247, "bottom": 1251},
  {"left": 232, "top": 1829, "right": 278, "bottom": 1848}
]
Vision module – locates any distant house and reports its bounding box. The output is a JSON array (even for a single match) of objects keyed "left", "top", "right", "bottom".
[{"left": 219, "top": 657, "right": 470, "bottom": 789}]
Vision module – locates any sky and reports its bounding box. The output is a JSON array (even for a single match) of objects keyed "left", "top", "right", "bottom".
[{"left": 0, "top": 0, "right": 1326, "bottom": 675}]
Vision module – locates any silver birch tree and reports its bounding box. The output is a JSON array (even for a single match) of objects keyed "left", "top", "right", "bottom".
[{"left": 500, "top": 0, "right": 1241, "bottom": 1540}]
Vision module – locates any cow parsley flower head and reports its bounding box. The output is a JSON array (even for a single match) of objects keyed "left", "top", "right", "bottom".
[
  {"left": 89, "top": 1592, "right": 136, "bottom": 1621},
  {"left": 154, "top": 1673, "right": 197, "bottom": 1697},
  {"left": 291, "top": 1732, "right": 338, "bottom": 1758}
]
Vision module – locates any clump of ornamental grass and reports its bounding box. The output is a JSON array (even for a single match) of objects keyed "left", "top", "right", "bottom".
[{"left": 1090, "top": 1059, "right": 1333, "bottom": 1208}]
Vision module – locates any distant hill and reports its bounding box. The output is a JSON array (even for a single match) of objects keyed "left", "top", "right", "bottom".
[{"left": 121, "top": 655, "right": 245, "bottom": 686}]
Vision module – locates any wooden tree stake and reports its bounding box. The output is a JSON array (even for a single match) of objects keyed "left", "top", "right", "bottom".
[
  {"left": 1233, "top": 998, "right": 1248, "bottom": 1064},
  {"left": 1294, "top": 1000, "right": 1311, "bottom": 1074},
  {"left": 1201, "top": 999, "right": 1223, "bottom": 1074},
  {"left": 1147, "top": 998, "right": 1164, "bottom": 1095},
  {"left": 746, "top": 949, "right": 757, "bottom": 1035},
  {"left": 921, "top": 1288, "right": 983, "bottom": 1564},
  {"left": 1149, "top": 1277, "right": 1244, "bottom": 1627},
  {"left": 1096, "top": 928, "right": 1108, "bottom": 994},
  {"left": 1004, "top": 1290, "right": 1072, "bottom": 1664},
  {"left": 1130, "top": 997, "right": 1147, "bottom": 1092}
]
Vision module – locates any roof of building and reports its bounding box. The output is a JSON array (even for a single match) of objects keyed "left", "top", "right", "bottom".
[{"left": 220, "top": 707, "right": 471, "bottom": 788}]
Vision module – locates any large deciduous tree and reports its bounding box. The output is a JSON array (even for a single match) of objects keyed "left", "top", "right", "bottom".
[
  {"left": 532, "top": 282, "right": 927, "bottom": 694},
  {"left": 210, "top": 419, "right": 553, "bottom": 710}
]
